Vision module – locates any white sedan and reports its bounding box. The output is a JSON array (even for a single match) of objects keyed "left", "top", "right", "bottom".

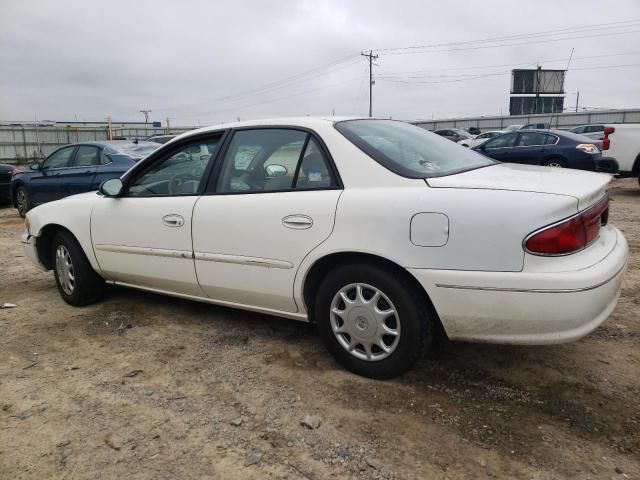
[
  {"left": 457, "top": 130, "right": 505, "bottom": 148},
  {"left": 22, "top": 117, "right": 628, "bottom": 378}
]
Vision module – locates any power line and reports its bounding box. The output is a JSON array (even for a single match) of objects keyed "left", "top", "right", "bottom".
[
  {"left": 381, "top": 28, "right": 640, "bottom": 55},
  {"left": 376, "top": 51, "right": 640, "bottom": 77},
  {"left": 377, "top": 19, "right": 640, "bottom": 52}
]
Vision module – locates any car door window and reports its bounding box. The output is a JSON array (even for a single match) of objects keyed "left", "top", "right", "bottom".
[
  {"left": 517, "top": 132, "right": 546, "bottom": 147},
  {"left": 216, "top": 129, "right": 337, "bottom": 193},
  {"left": 127, "top": 137, "right": 221, "bottom": 196},
  {"left": 571, "top": 126, "right": 584, "bottom": 134},
  {"left": 484, "top": 133, "right": 517, "bottom": 149},
  {"left": 294, "top": 138, "right": 337, "bottom": 189},
  {"left": 43, "top": 147, "right": 75, "bottom": 169},
  {"left": 586, "top": 125, "right": 604, "bottom": 133},
  {"left": 543, "top": 134, "right": 558, "bottom": 145},
  {"left": 74, "top": 146, "right": 100, "bottom": 166}
]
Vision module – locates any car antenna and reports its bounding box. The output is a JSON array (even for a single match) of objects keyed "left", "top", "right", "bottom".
[{"left": 545, "top": 48, "right": 574, "bottom": 151}]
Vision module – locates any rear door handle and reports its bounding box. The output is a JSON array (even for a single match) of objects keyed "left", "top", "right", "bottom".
[
  {"left": 162, "top": 214, "right": 185, "bottom": 227},
  {"left": 283, "top": 215, "right": 313, "bottom": 230}
]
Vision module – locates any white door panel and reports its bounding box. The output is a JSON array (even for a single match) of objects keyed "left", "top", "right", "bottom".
[
  {"left": 91, "top": 196, "right": 204, "bottom": 296},
  {"left": 192, "top": 190, "right": 341, "bottom": 312}
]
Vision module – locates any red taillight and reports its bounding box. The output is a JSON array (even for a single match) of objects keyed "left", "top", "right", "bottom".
[
  {"left": 602, "top": 126, "right": 615, "bottom": 151},
  {"left": 525, "top": 197, "right": 609, "bottom": 255}
]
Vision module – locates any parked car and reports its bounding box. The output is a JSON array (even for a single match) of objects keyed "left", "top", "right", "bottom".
[
  {"left": 433, "top": 128, "right": 473, "bottom": 142},
  {"left": 521, "top": 123, "right": 551, "bottom": 130},
  {"left": 504, "top": 124, "right": 523, "bottom": 131},
  {"left": 21, "top": 118, "right": 627, "bottom": 379},
  {"left": 146, "top": 134, "right": 177, "bottom": 144},
  {"left": 473, "top": 129, "right": 615, "bottom": 172},
  {"left": 463, "top": 127, "right": 481, "bottom": 136},
  {"left": 0, "top": 163, "right": 21, "bottom": 202},
  {"left": 458, "top": 130, "right": 504, "bottom": 148},
  {"left": 11, "top": 141, "right": 159, "bottom": 217},
  {"left": 603, "top": 124, "right": 640, "bottom": 186},
  {"left": 569, "top": 124, "right": 606, "bottom": 140}
]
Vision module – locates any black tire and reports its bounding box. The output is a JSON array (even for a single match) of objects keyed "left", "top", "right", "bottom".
[
  {"left": 315, "top": 263, "right": 432, "bottom": 379},
  {"left": 542, "top": 157, "right": 567, "bottom": 168},
  {"left": 15, "top": 186, "right": 31, "bottom": 218},
  {"left": 51, "top": 230, "right": 105, "bottom": 306}
]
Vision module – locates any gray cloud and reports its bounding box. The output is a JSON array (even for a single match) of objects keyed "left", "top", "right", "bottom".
[{"left": 1, "top": 0, "right": 639, "bottom": 125}]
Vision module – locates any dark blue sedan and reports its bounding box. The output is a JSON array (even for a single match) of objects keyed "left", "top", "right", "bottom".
[
  {"left": 11, "top": 141, "right": 159, "bottom": 217},
  {"left": 472, "top": 129, "right": 616, "bottom": 172}
]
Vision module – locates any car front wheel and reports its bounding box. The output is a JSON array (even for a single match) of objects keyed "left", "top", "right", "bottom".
[
  {"left": 315, "top": 263, "right": 432, "bottom": 379},
  {"left": 52, "top": 231, "right": 105, "bottom": 306},
  {"left": 15, "top": 186, "right": 31, "bottom": 218}
]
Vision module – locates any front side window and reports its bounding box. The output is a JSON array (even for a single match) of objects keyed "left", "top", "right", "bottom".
[
  {"left": 127, "top": 137, "right": 221, "bottom": 196},
  {"left": 44, "top": 147, "right": 75, "bottom": 169},
  {"left": 74, "top": 146, "right": 100, "bottom": 166},
  {"left": 336, "top": 120, "right": 494, "bottom": 178},
  {"left": 484, "top": 133, "right": 517, "bottom": 149},
  {"left": 586, "top": 125, "right": 604, "bottom": 133},
  {"left": 216, "top": 129, "right": 337, "bottom": 193}
]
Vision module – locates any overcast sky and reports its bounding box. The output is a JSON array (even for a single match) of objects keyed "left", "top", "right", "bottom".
[{"left": 1, "top": 0, "right": 639, "bottom": 125}]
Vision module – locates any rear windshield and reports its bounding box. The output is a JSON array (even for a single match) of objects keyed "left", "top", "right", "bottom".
[
  {"left": 105, "top": 143, "right": 159, "bottom": 159},
  {"left": 335, "top": 119, "right": 495, "bottom": 178}
]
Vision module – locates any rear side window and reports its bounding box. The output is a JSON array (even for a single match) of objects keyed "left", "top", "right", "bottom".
[
  {"left": 216, "top": 129, "right": 338, "bottom": 193},
  {"left": 335, "top": 120, "right": 494, "bottom": 178},
  {"left": 585, "top": 125, "right": 604, "bottom": 133},
  {"left": 74, "top": 146, "right": 100, "bottom": 166},
  {"left": 517, "top": 132, "right": 547, "bottom": 147}
]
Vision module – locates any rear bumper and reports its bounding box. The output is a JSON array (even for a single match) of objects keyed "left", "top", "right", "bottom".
[
  {"left": 21, "top": 231, "right": 48, "bottom": 271},
  {"left": 409, "top": 227, "right": 628, "bottom": 344}
]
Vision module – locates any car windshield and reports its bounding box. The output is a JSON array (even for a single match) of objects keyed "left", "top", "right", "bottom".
[
  {"left": 335, "top": 119, "right": 495, "bottom": 178},
  {"left": 105, "top": 143, "right": 160, "bottom": 159}
]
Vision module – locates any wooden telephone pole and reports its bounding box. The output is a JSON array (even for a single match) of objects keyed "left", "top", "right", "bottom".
[{"left": 361, "top": 51, "right": 378, "bottom": 117}]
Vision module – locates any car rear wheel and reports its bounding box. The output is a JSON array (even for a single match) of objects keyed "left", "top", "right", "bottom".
[
  {"left": 52, "top": 231, "right": 105, "bottom": 306},
  {"left": 315, "top": 263, "right": 431, "bottom": 379},
  {"left": 16, "top": 186, "right": 31, "bottom": 218},
  {"left": 543, "top": 158, "right": 567, "bottom": 168}
]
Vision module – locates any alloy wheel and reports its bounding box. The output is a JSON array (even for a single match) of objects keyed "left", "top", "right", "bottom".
[
  {"left": 16, "top": 189, "right": 27, "bottom": 216},
  {"left": 330, "top": 283, "right": 401, "bottom": 361}
]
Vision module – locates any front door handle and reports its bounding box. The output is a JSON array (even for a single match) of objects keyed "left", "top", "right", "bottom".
[
  {"left": 283, "top": 214, "right": 313, "bottom": 230},
  {"left": 162, "top": 214, "right": 185, "bottom": 227}
]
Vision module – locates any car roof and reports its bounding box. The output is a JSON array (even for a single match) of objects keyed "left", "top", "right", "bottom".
[{"left": 182, "top": 116, "right": 362, "bottom": 135}]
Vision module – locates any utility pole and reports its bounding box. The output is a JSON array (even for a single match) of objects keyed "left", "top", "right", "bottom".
[
  {"left": 165, "top": 117, "right": 171, "bottom": 134},
  {"left": 534, "top": 65, "right": 541, "bottom": 115},
  {"left": 107, "top": 116, "right": 113, "bottom": 140},
  {"left": 575, "top": 91, "right": 580, "bottom": 113},
  {"left": 139, "top": 109, "right": 152, "bottom": 124},
  {"left": 361, "top": 50, "right": 378, "bottom": 117}
]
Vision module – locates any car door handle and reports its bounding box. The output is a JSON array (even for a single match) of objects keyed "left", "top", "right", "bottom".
[
  {"left": 282, "top": 215, "right": 313, "bottom": 230},
  {"left": 162, "top": 214, "right": 185, "bottom": 227}
]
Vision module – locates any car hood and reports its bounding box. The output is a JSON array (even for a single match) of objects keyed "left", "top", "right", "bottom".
[{"left": 426, "top": 163, "right": 610, "bottom": 210}]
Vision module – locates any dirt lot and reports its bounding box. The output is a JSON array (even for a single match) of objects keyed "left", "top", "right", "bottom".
[{"left": 1, "top": 179, "right": 639, "bottom": 479}]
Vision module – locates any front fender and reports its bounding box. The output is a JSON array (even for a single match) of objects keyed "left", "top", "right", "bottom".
[{"left": 26, "top": 192, "right": 102, "bottom": 272}]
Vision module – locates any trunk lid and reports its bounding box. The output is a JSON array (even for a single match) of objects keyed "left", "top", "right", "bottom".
[{"left": 427, "top": 163, "right": 610, "bottom": 210}]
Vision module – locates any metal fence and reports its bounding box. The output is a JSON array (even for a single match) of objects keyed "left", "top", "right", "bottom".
[
  {"left": 0, "top": 125, "right": 196, "bottom": 164},
  {"left": 412, "top": 108, "right": 640, "bottom": 131}
]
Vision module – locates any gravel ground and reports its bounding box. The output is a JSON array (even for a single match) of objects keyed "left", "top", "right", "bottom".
[{"left": 1, "top": 178, "right": 639, "bottom": 479}]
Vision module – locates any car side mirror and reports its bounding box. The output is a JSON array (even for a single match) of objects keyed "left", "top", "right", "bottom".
[
  {"left": 29, "top": 162, "right": 42, "bottom": 171},
  {"left": 265, "top": 164, "right": 287, "bottom": 177},
  {"left": 99, "top": 178, "right": 124, "bottom": 197}
]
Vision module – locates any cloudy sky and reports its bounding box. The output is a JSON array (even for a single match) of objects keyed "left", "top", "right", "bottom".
[{"left": 1, "top": 0, "right": 639, "bottom": 125}]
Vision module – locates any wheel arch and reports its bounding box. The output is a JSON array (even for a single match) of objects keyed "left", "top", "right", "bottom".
[
  {"left": 35, "top": 224, "right": 79, "bottom": 270},
  {"left": 11, "top": 180, "right": 26, "bottom": 207},
  {"left": 301, "top": 251, "right": 447, "bottom": 338},
  {"left": 632, "top": 152, "right": 640, "bottom": 174}
]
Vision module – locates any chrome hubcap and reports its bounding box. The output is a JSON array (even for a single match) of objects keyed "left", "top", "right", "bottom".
[
  {"left": 546, "top": 162, "right": 563, "bottom": 168},
  {"left": 55, "top": 245, "right": 74, "bottom": 295},
  {"left": 330, "top": 283, "right": 400, "bottom": 361}
]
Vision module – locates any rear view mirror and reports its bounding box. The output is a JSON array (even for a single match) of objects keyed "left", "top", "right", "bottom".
[
  {"left": 99, "top": 178, "right": 124, "bottom": 197},
  {"left": 29, "top": 162, "right": 41, "bottom": 171}
]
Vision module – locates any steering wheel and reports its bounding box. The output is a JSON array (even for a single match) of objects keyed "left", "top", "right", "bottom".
[{"left": 168, "top": 171, "right": 199, "bottom": 195}]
